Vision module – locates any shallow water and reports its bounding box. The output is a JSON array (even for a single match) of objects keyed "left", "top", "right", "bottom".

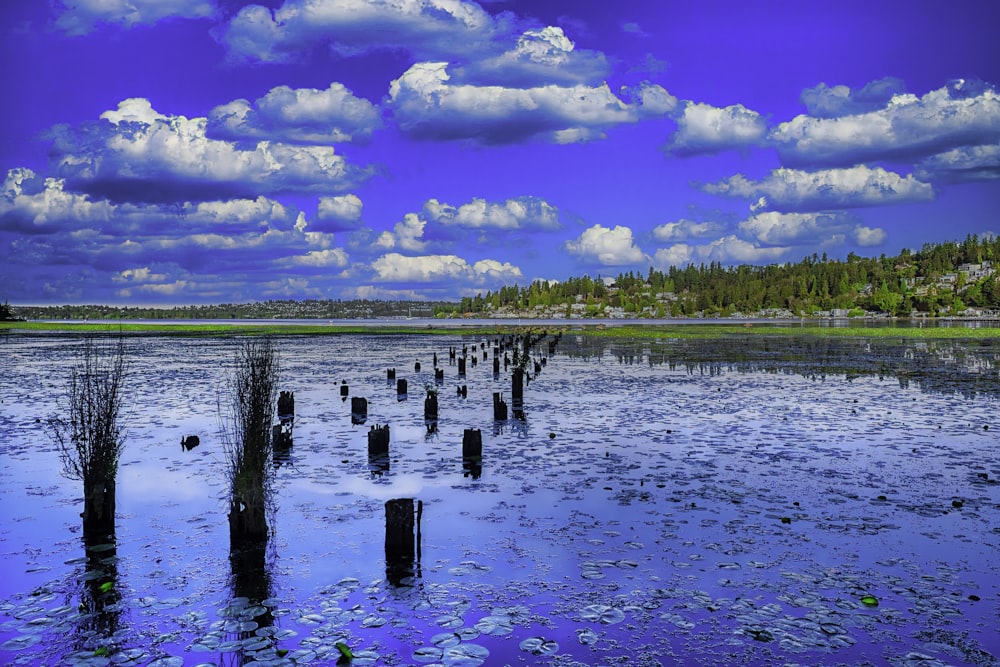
[{"left": 1, "top": 332, "right": 998, "bottom": 667}]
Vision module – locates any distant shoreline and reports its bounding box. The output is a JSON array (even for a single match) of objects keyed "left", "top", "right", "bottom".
[{"left": 2, "top": 317, "right": 998, "bottom": 339}]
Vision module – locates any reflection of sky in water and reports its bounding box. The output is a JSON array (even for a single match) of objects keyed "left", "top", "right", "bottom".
[{"left": 0, "top": 333, "right": 998, "bottom": 666}]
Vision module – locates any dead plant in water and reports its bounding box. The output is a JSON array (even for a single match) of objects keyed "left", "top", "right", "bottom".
[
  {"left": 48, "top": 335, "right": 130, "bottom": 534},
  {"left": 221, "top": 337, "right": 279, "bottom": 542}
]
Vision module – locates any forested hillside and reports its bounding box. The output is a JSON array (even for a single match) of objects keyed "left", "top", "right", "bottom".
[{"left": 455, "top": 235, "right": 1000, "bottom": 318}]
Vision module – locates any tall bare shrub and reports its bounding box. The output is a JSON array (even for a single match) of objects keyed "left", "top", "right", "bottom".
[
  {"left": 49, "top": 336, "right": 129, "bottom": 535},
  {"left": 221, "top": 337, "right": 278, "bottom": 542}
]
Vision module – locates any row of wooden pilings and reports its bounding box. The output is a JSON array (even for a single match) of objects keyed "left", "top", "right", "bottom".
[{"left": 249, "top": 332, "right": 560, "bottom": 587}]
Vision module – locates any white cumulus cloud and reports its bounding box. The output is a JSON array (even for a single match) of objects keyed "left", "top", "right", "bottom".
[
  {"left": 667, "top": 101, "right": 768, "bottom": 155},
  {"left": 453, "top": 26, "right": 609, "bottom": 86},
  {"left": 222, "top": 0, "right": 499, "bottom": 63},
  {"left": 564, "top": 224, "right": 648, "bottom": 266},
  {"left": 423, "top": 196, "right": 559, "bottom": 230},
  {"left": 915, "top": 143, "right": 1000, "bottom": 183},
  {"left": 49, "top": 98, "right": 370, "bottom": 203},
  {"left": 703, "top": 165, "right": 934, "bottom": 211},
  {"left": 371, "top": 252, "right": 522, "bottom": 283},
  {"left": 208, "top": 83, "right": 382, "bottom": 144},
  {"left": 388, "top": 61, "right": 666, "bottom": 144},
  {"left": 771, "top": 79, "right": 1000, "bottom": 167},
  {"left": 653, "top": 236, "right": 789, "bottom": 268},
  {"left": 799, "top": 77, "right": 907, "bottom": 118},
  {"left": 1, "top": 168, "right": 115, "bottom": 233},
  {"left": 652, "top": 219, "right": 721, "bottom": 242}
]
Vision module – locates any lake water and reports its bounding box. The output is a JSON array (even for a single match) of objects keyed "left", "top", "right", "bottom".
[{"left": 1, "top": 332, "right": 998, "bottom": 666}]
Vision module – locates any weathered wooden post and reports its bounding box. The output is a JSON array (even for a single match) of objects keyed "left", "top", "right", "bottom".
[
  {"left": 351, "top": 396, "right": 368, "bottom": 424},
  {"left": 457, "top": 384, "right": 467, "bottom": 398},
  {"left": 368, "top": 424, "right": 390, "bottom": 457},
  {"left": 493, "top": 357, "right": 500, "bottom": 375},
  {"left": 424, "top": 393, "right": 438, "bottom": 420},
  {"left": 277, "top": 391, "right": 295, "bottom": 419},
  {"left": 462, "top": 429, "right": 482, "bottom": 479},
  {"left": 493, "top": 392, "right": 508, "bottom": 421},
  {"left": 471, "top": 355, "right": 478, "bottom": 367},
  {"left": 433, "top": 352, "right": 438, "bottom": 367},
  {"left": 340, "top": 381, "right": 349, "bottom": 398},
  {"left": 458, "top": 357, "right": 466, "bottom": 376},
  {"left": 462, "top": 428, "right": 482, "bottom": 458},
  {"left": 414, "top": 361, "right": 421, "bottom": 372},
  {"left": 397, "top": 378, "right": 407, "bottom": 399},
  {"left": 385, "top": 498, "right": 422, "bottom": 586},
  {"left": 435, "top": 368, "right": 444, "bottom": 383},
  {"left": 449, "top": 347, "right": 456, "bottom": 362},
  {"left": 387, "top": 368, "right": 396, "bottom": 381}
]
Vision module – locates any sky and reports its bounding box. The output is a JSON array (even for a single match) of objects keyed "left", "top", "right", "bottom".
[{"left": 2, "top": 0, "right": 1000, "bottom": 305}]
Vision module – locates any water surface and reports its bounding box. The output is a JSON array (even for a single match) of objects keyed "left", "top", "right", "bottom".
[{"left": 1, "top": 333, "right": 997, "bottom": 666}]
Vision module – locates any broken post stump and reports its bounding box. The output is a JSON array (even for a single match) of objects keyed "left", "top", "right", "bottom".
[
  {"left": 458, "top": 357, "right": 466, "bottom": 376},
  {"left": 462, "top": 428, "right": 482, "bottom": 459},
  {"left": 424, "top": 393, "right": 438, "bottom": 420},
  {"left": 277, "top": 391, "right": 295, "bottom": 419},
  {"left": 387, "top": 368, "right": 396, "bottom": 380},
  {"left": 385, "top": 498, "right": 421, "bottom": 586},
  {"left": 457, "top": 384, "right": 467, "bottom": 398},
  {"left": 493, "top": 392, "right": 508, "bottom": 421},
  {"left": 368, "top": 424, "right": 390, "bottom": 457},
  {"left": 435, "top": 368, "right": 444, "bottom": 383},
  {"left": 493, "top": 358, "right": 500, "bottom": 374},
  {"left": 181, "top": 435, "right": 200, "bottom": 451},
  {"left": 397, "top": 378, "right": 408, "bottom": 398},
  {"left": 82, "top": 475, "right": 116, "bottom": 537},
  {"left": 351, "top": 396, "right": 368, "bottom": 424},
  {"left": 340, "top": 381, "right": 349, "bottom": 397},
  {"left": 414, "top": 361, "right": 421, "bottom": 372}
]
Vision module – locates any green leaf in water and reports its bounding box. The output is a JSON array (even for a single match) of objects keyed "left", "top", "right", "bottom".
[
  {"left": 276, "top": 648, "right": 289, "bottom": 657},
  {"left": 99, "top": 581, "right": 114, "bottom": 594},
  {"left": 94, "top": 646, "right": 110, "bottom": 657},
  {"left": 335, "top": 641, "right": 354, "bottom": 660},
  {"left": 860, "top": 595, "right": 879, "bottom": 607}
]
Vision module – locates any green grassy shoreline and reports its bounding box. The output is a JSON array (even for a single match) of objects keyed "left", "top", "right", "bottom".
[{"left": 2, "top": 319, "right": 998, "bottom": 340}]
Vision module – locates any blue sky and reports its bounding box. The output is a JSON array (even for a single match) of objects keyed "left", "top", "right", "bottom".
[{"left": 2, "top": 0, "right": 999, "bottom": 305}]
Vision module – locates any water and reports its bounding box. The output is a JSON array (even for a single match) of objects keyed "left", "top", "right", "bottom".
[{"left": 1, "top": 332, "right": 998, "bottom": 666}]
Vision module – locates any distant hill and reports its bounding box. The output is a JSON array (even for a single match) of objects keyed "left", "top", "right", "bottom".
[
  {"left": 456, "top": 235, "right": 1000, "bottom": 319},
  {"left": 8, "top": 299, "right": 449, "bottom": 322}
]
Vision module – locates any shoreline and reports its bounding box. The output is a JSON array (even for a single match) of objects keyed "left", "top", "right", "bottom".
[{"left": 2, "top": 317, "right": 999, "bottom": 339}]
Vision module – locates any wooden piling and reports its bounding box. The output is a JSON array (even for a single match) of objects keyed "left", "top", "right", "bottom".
[
  {"left": 493, "top": 392, "right": 508, "bottom": 420},
  {"left": 385, "top": 498, "right": 421, "bottom": 586},
  {"left": 351, "top": 396, "right": 368, "bottom": 424},
  {"left": 462, "top": 428, "right": 482, "bottom": 459},
  {"left": 277, "top": 391, "right": 295, "bottom": 419},
  {"left": 368, "top": 424, "right": 390, "bottom": 456}
]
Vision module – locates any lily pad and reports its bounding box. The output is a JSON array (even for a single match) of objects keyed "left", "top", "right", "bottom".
[{"left": 519, "top": 637, "right": 559, "bottom": 656}]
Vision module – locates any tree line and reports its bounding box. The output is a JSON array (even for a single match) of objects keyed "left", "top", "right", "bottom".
[{"left": 456, "top": 235, "right": 1000, "bottom": 317}]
